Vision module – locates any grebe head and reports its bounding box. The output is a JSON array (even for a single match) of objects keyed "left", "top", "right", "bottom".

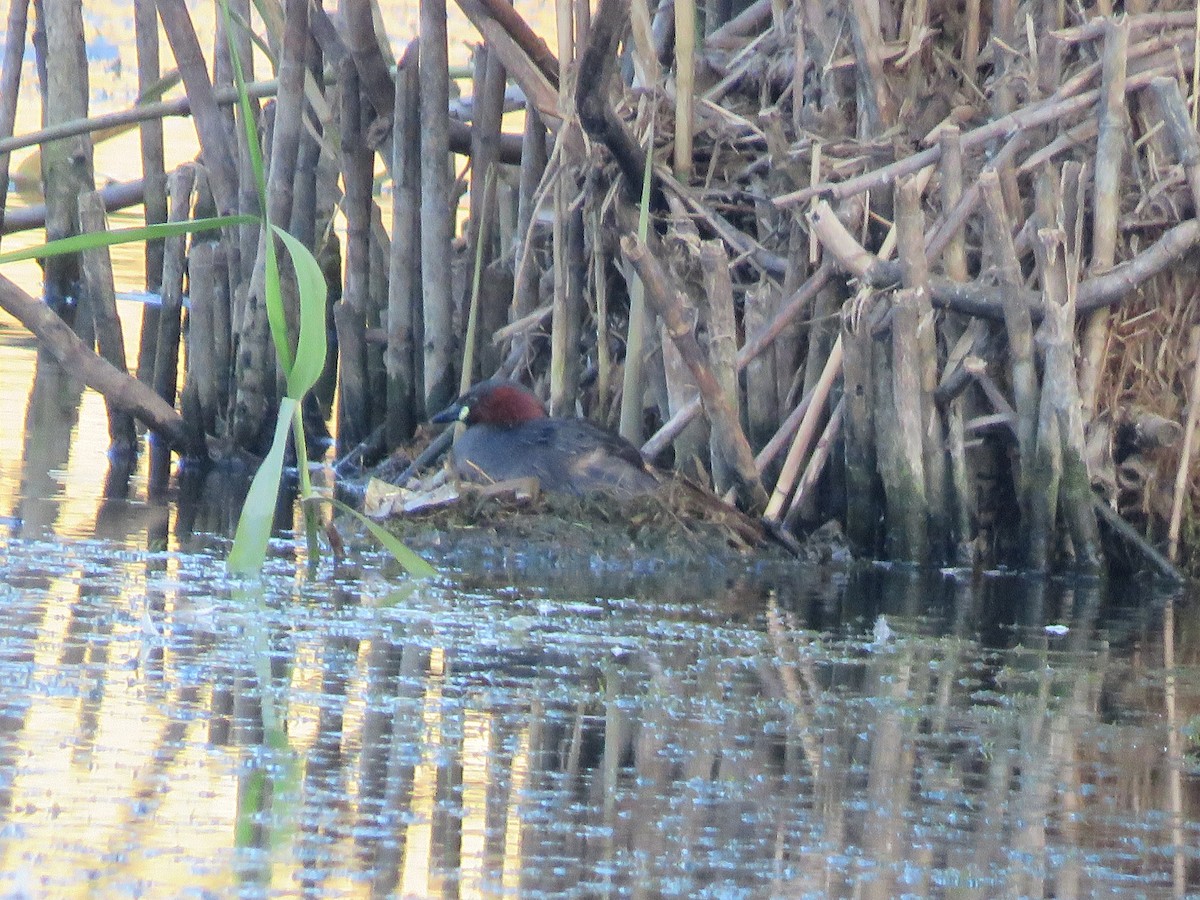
[{"left": 431, "top": 379, "right": 549, "bottom": 428}]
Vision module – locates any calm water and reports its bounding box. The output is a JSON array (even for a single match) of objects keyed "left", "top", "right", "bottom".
[
  {"left": 2, "top": 4, "right": 1200, "bottom": 898},
  {"left": 0, "top": 479, "right": 1197, "bottom": 897}
]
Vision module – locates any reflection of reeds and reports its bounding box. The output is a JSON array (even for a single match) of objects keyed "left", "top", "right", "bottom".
[
  {"left": 0, "top": 567, "right": 1197, "bottom": 892},
  {"left": 1163, "top": 602, "right": 1187, "bottom": 894}
]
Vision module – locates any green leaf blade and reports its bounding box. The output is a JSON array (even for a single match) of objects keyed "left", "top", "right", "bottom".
[
  {"left": 261, "top": 229, "right": 294, "bottom": 373},
  {"left": 227, "top": 397, "right": 299, "bottom": 576},
  {"left": 0, "top": 215, "right": 257, "bottom": 264},
  {"left": 274, "top": 225, "right": 327, "bottom": 398},
  {"left": 330, "top": 499, "right": 438, "bottom": 579}
]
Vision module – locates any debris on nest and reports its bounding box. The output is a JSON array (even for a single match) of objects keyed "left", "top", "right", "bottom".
[{"left": 359, "top": 461, "right": 818, "bottom": 566}]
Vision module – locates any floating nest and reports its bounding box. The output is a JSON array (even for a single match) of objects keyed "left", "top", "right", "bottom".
[{"left": 360, "top": 451, "right": 850, "bottom": 573}]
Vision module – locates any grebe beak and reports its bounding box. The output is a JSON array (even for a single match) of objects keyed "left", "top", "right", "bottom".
[{"left": 430, "top": 399, "right": 468, "bottom": 425}]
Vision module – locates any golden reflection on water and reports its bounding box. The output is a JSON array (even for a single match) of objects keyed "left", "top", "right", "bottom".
[
  {"left": 1, "top": 598, "right": 549, "bottom": 897},
  {"left": 401, "top": 645, "right": 445, "bottom": 898},
  {"left": 3, "top": 589, "right": 239, "bottom": 896},
  {"left": 0, "top": 306, "right": 158, "bottom": 542},
  {"left": 3, "top": 0, "right": 562, "bottom": 895},
  {"left": 0, "top": 567, "right": 1198, "bottom": 895},
  {"left": 459, "top": 710, "right": 494, "bottom": 898}
]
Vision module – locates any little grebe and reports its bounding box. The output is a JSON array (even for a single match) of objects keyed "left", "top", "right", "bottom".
[{"left": 431, "top": 379, "right": 659, "bottom": 499}]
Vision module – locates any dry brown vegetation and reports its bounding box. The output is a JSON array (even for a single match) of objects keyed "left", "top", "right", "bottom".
[
  {"left": 453, "top": 0, "right": 1200, "bottom": 576},
  {"left": 4, "top": 0, "right": 1200, "bottom": 576}
]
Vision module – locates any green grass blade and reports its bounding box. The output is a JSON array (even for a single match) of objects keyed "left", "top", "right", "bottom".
[
  {"left": 218, "top": 0, "right": 430, "bottom": 580},
  {"left": 219, "top": 0, "right": 292, "bottom": 375},
  {"left": 0, "top": 215, "right": 258, "bottom": 264},
  {"left": 220, "top": 0, "right": 268, "bottom": 209},
  {"left": 274, "top": 225, "right": 326, "bottom": 397},
  {"left": 227, "top": 397, "right": 298, "bottom": 576},
  {"left": 261, "top": 228, "right": 294, "bottom": 373},
  {"left": 234, "top": 766, "right": 269, "bottom": 848},
  {"left": 289, "top": 410, "right": 322, "bottom": 576},
  {"left": 329, "top": 499, "right": 438, "bottom": 578},
  {"left": 638, "top": 119, "right": 654, "bottom": 240}
]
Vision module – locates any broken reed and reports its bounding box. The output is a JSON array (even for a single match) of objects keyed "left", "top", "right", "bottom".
[{"left": 3, "top": 0, "right": 1200, "bottom": 577}]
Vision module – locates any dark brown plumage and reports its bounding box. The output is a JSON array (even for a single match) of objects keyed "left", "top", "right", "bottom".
[{"left": 431, "top": 379, "right": 659, "bottom": 499}]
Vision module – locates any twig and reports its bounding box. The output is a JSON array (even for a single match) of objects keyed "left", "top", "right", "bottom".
[
  {"left": 1095, "top": 497, "right": 1184, "bottom": 581},
  {"left": 0, "top": 272, "right": 197, "bottom": 452},
  {"left": 774, "top": 52, "right": 1185, "bottom": 209},
  {"left": 764, "top": 335, "right": 842, "bottom": 522},
  {"left": 1168, "top": 325, "right": 1200, "bottom": 564},
  {"left": 783, "top": 397, "right": 845, "bottom": 530},
  {"left": 0, "top": 0, "right": 30, "bottom": 244},
  {"left": 619, "top": 206, "right": 768, "bottom": 511},
  {"left": 1051, "top": 11, "right": 1196, "bottom": 43}
]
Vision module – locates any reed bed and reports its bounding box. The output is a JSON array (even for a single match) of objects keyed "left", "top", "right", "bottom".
[{"left": 2, "top": 0, "right": 1200, "bottom": 576}]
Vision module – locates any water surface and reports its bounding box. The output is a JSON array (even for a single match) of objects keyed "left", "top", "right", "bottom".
[{"left": 0, "top": 523, "right": 1197, "bottom": 897}]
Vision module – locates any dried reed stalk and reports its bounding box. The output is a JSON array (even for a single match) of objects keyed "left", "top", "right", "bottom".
[
  {"left": 337, "top": 62, "right": 374, "bottom": 454},
  {"left": 78, "top": 192, "right": 136, "bottom": 451},
  {"left": 157, "top": 0, "right": 237, "bottom": 216},
  {"left": 41, "top": 0, "right": 93, "bottom": 307},
  {"left": 418, "top": 0, "right": 456, "bottom": 412},
  {"left": 0, "top": 0, "right": 28, "bottom": 246},
  {"left": 1079, "top": 16, "right": 1130, "bottom": 419},
  {"left": 386, "top": 42, "right": 422, "bottom": 444},
  {"left": 153, "top": 165, "right": 196, "bottom": 411}
]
